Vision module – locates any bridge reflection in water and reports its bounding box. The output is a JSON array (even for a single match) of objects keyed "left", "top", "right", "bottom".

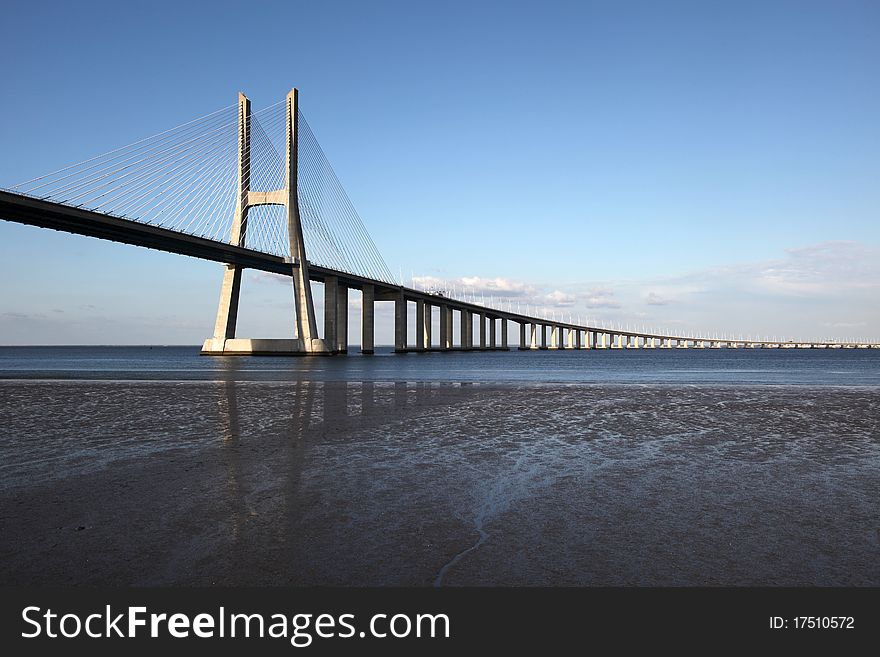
[{"left": 211, "top": 377, "right": 483, "bottom": 585}]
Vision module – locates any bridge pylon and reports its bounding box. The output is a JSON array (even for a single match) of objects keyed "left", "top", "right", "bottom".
[{"left": 201, "top": 89, "right": 330, "bottom": 356}]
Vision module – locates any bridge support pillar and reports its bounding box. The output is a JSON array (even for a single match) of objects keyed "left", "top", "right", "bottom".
[
  {"left": 336, "top": 285, "right": 348, "bottom": 353},
  {"left": 285, "top": 89, "right": 327, "bottom": 354},
  {"left": 488, "top": 316, "right": 496, "bottom": 349},
  {"left": 361, "top": 284, "right": 375, "bottom": 354},
  {"left": 530, "top": 323, "right": 539, "bottom": 349},
  {"left": 459, "top": 310, "right": 468, "bottom": 350},
  {"left": 416, "top": 300, "right": 426, "bottom": 351},
  {"left": 447, "top": 308, "right": 455, "bottom": 349},
  {"left": 439, "top": 304, "right": 450, "bottom": 349},
  {"left": 208, "top": 265, "right": 243, "bottom": 350},
  {"left": 519, "top": 322, "right": 527, "bottom": 350},
  {"left": 324, "top": 276, "right": 338, "bottom": 353},
  {"left": 394, "top": 293, "right": 407, "bottom": 352},
  {"left": 203, "top": 94, "right": 249, "bottom": 355},
  {"left": 423, "top": 301, "right": 432, "bottom": 350},
  {"left": 478, "top": 313, "right": 487, "bottom": 349},
  {"left": 501, "top": 319, "right": 508, "bottom": 349},
  {"left": 548, "top": 325, "right": 558, "bottom": 349},
  {"left": 202, "top": 89, "right": 329, "bottom": 356}
]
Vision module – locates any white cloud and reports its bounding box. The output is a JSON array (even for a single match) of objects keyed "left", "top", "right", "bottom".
[
  {"left": 251, "top": 271, "right": 288, "bottom": 284},
  {"left": 645, "top": 292, "right": 672, "bottom": 306},
  {"left": 583, "top": 288, "right": 621, "bottom": 309},
  {"left": 613, "top": 241, "right": 880, "bottom": 340},
  {"left": 545, "top": 290, "right": 576, "bottom": 307},
  {"left": 413, "top": 275, "right": 535, "bottom": 298},
  {"left": 751, "top": 242, "right": 880, "bottom": 297}
]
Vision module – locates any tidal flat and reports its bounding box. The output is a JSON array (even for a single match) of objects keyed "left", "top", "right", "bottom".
[{"left": 1, "top": 379, "right": 877, "bottom": 586}]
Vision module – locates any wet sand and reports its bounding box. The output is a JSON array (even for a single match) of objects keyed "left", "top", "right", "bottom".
[{"left": 0, "top": 381, "right": 878, "bottom": 586}]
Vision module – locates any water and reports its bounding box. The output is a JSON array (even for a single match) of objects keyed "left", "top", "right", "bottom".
[
  {"left": 0, "top": 346, "right": 878, "bottom": 586},
  {"left": 1, "top": 344, "right": 879, "bottom": 385}
]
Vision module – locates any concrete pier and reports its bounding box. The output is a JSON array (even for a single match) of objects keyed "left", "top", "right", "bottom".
[
  {"left": 324, "top": 275, "right": 338, "bottom": 352},
  {"left": 209, "top": 265, "right": 243, "bottom": 345},
  {"left": 361, "top": 284, "right": 374, "bottom": 354},
  {"left": 459, "top": 310, "right": 468, "bottom": 350},
  {"left": 422, "top": 302, "right": 432, "bottom": 350},
  {"left": 336, "top": 284, "right": 348, "bottom": 353},
  {"left": 394, "top": 293, "right": 406, "bottom": 352},
  {"left": 439, "top": 304, "right": 450, "bottom": 350},
  {"left": 415, "top": 299, "right": 426, "bottom": 351}
]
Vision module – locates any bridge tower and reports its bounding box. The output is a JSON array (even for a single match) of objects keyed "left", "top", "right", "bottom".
[{"left": 201, "top": 89, "right": 329, "bottom": 355}]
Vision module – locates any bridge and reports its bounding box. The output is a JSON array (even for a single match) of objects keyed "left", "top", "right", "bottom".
[{"left": 1, "top": 89, "right": 877, "bottom": 354}]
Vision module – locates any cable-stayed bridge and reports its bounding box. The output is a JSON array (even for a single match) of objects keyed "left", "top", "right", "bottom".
[{"left": 1, "top": 89, "right": 876, "bottom": 353}]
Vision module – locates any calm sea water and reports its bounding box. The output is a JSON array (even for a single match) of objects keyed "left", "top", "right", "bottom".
[{"left": 0, "top": 345, "right": 879, "bottom": 384}]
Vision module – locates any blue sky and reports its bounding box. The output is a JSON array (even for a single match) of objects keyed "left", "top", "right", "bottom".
[{"left": 1, "top": 0, "right": 878, "bottom": 344}]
